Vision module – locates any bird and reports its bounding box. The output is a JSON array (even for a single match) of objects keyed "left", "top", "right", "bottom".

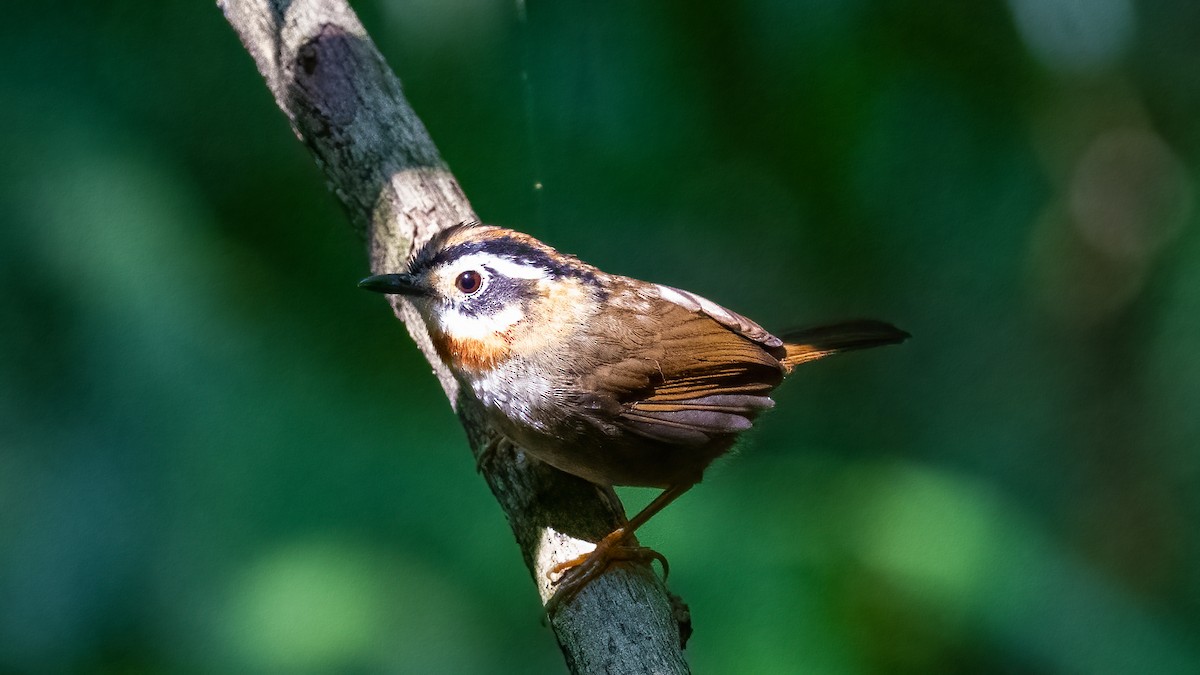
[{"left": 359, "top": 223, "right": 908, "bottom": 614}]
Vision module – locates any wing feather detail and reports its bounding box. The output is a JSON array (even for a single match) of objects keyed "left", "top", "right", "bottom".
[
  {"left": 577, "top": 292, "right": 786, "bottom": 447},
  {"left": 653, "top": 284, "right": 784, "bottom": 348}
]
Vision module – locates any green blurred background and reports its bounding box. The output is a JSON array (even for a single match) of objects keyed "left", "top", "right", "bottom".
[{"left": 3, "top": 0, "right": 1199, "bottom": 672}]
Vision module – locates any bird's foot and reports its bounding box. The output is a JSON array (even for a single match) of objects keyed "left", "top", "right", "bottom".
[
  {"left": 543, "top": 527, "right": 670, "bottom": 617},
  {"left": 476, "top": 435, "right": 512, "bottom": 474}
]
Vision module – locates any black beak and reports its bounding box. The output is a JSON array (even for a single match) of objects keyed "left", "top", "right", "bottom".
[{"left": 357, "top": 273, "right": 427, "bottom": 296}]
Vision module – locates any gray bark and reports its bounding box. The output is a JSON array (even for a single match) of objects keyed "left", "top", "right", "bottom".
[{"left": 216, "top": 1, "right": 690, "bottom": 672}]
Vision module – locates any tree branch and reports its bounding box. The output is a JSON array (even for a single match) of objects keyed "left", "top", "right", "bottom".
[{"left": 216, "top": 1, "right": 690, "bottom": 671}]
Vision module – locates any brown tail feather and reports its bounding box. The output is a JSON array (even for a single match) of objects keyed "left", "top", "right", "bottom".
[{"left": 780, "top": 319, "right": 910, "bottom": 372}]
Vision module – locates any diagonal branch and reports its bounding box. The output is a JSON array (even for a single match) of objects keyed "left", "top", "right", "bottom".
[{"left": 216, "top": 0, "right": 690, "bottom": 671}]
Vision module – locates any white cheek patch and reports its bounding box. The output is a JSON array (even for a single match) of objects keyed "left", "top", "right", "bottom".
[
  {"left": 437, "top": 303, "right": 526, "bottom": 339},
  {"left": 429, "top": 251, "right": 545, "bottom": 340}
]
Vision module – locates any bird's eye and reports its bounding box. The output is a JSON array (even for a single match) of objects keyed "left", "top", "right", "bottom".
[{"left": 455, "top": 270, "right": 483, "bottom": 294}]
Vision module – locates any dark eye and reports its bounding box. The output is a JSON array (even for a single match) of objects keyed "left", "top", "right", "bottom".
[{"left": 455, "top": 270, "right": 482, "bottom": 294}]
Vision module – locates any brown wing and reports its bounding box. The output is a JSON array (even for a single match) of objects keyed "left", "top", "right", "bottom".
[
  {"left": 652, "top": 284, "right": 784, "bottom": 348},
  {"left": 577, "top": 290, "right": 785, "bottom": 447}
]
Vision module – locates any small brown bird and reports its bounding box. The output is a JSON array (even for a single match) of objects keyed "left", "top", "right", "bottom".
[{"left": 360, "top": 224, "right": 907, "bottom": 612}]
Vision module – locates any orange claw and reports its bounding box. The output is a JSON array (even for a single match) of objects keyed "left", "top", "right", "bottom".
[{"left": 544, "top": 527, "right": 671, "bottom": 616}]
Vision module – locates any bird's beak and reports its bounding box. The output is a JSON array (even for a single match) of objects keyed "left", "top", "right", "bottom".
[{"left": 357, "top": 273, "right": 428, "bottom": 296}]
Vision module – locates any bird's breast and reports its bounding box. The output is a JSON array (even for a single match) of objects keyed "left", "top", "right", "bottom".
[{"left": 468, "top": 361, "right": 557, "bottom": 435}]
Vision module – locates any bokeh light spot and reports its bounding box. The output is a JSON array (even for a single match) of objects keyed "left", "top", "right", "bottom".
[
  {"left": 1008, "top": 0, "right": 1135, "bottom": 75},
  {"left": 849, "top": 465, "right": 999, "bottom": 603}
]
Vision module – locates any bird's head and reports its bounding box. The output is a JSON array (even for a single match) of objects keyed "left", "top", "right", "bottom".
[{"left": 359, "top": 224, "right": 602, "bottom": 372}]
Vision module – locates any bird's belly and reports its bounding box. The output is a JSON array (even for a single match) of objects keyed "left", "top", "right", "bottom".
[
  {"left": 470, "top": 370, "right": 724, "bottom": 488},
  {"left": 511, "top": 422, "right": 727, "bottom": 489}
]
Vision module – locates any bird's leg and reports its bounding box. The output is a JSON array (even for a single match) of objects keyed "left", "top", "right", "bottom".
[{"left": 544, "top": 483, "right": 693, "bottom": 616}]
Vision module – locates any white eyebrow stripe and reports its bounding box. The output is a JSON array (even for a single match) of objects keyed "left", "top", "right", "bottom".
[{"left": 449, "top": 253, "right": 548, "bottom": 280}]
